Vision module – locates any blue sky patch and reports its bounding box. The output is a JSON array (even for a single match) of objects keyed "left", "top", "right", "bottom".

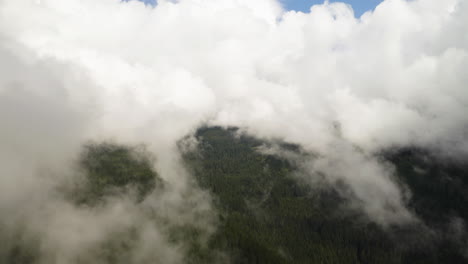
[
  {"left": 136, "top": 0, "right": 384, "bottom": 17},
  {"left": 282, "top": 0, "right": 384, "bottom": 17}
]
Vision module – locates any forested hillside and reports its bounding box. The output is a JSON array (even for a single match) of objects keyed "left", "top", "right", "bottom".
[
  {"left": 183, "top": 126, "right": 468, "bottom": 264},
  {"left": 3, "top": 127, "right": 467, "bottom": 264},
  {"left": 4, "top": 143, "right": 164, "bottom": 264}
]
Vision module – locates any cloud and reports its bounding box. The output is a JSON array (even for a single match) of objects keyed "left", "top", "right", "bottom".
[{"left": 0, "top": 0, "right": 467, "bottom": 260}]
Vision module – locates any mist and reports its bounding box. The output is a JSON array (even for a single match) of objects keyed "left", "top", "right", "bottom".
[{"left": 0, "top": 0, "right": 467, "bottom": 262}]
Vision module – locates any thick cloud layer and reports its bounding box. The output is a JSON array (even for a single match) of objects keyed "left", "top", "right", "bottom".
[{"left": 0, "top": 0, "right": 467, "bottom": 261}]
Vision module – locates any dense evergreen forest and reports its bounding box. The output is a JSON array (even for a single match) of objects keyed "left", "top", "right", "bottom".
[
  {"left": 183, "top": 126, "right": 468, "bottom": 263},
  {"left": 2, "top": 126, "right": 468, "bottom": 263}
]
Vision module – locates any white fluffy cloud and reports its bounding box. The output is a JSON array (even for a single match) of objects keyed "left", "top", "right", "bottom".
[
  {"left": 2, "top": 0, "right": 466, "bottom": 151},
  {"left": 0, "top": 0, "right": 467, "bottom": 259}
]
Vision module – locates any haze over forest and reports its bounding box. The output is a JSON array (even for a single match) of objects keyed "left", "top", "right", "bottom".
[{"left": 0, "top": 0, "right": 467, "bottom": 263}]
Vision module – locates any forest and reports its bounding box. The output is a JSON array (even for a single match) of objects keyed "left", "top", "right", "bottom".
[
  {"left": 3, "top": 126, "right": 468, "bottom": 263},
  {"left": 183, "top": 126, "right": 468, "bottom": 264}
]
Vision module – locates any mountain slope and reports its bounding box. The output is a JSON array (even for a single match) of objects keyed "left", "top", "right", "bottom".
[{"left": 184, "top": 126, "right": 468, "bottom": 264}]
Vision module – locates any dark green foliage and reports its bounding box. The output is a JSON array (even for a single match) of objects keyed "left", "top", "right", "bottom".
[
  {"left": 169, "top": 224, "right": 227, "bottom": 264},
  {"left": 184, "top": 127, "right": 468, "bottom": 264},
  {"left": 385, "top": 148, "right": 468, "bottom": 263},
  {"left": 386, "top": 148, "right": 468, "bottom": 224},
  {"left": 77, "top": 142, "right": 162, "bottom": 204},
  {"left": 184, "top": 127, "right": 401, "bottom": 264},
  {"left": 0, "top": 230, "right": 39, "bottom": 264},
  {"left": 3, "top": 132, "right": 468, "bottom": 264},
  {"left": 1, "top": 142, "right": 163, "bottom": 264}
]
